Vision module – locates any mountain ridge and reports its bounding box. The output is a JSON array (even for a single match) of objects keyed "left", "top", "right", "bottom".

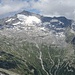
[{"left": 0, "top": 10, "right": 75, "bottom": 75}]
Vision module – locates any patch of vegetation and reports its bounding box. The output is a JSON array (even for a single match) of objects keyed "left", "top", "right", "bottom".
[{"left": 0, "top": 36, "right": 75, "bottom": 75}]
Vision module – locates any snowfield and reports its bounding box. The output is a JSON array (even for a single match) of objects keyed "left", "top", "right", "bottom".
[{"left": 17, "top": 14, "right": 41, "bottom": 24}]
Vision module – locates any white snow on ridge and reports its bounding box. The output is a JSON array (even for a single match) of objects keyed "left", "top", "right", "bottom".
[
  {"left": 50, "top": 19, "right": 59, "bottom": 23},
  {"left": 13, "top": 22, "right": 21, "bottom": 25},
  {"left": 6, "top": 18, "right": 15, "bottom": 22},
  {"left": 17, "top": 14, "right": 41, "bottom": 24},
  {"left": 25, "top": 16, "right": 41, "bottom": 24}
]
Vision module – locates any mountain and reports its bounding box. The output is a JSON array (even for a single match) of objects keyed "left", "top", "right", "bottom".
[
  {"left": 0, "top": 10, "right": 75, "bottom": 75},
  {"left": 0, "top": 10, "right": 72, "bottom": 45}
]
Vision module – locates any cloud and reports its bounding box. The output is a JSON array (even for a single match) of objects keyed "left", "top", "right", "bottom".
[
  {"left": 31, "top": 0, "right": 75, "bottom": 19},
  {"left": 0, "top": 0, "right": 75, "bottom": 19},
  {"left": 0, "top": 0, "right": 30, "bottom": 15}
]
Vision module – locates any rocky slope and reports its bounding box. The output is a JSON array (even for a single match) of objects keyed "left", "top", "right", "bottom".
[{"left": 0, "top": 10, "right": 75, "bottom": 75}]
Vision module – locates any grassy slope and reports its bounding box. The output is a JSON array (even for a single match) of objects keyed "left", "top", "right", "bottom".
[{"left": 0, "top": 36, "right": 75, "bottom": 75}]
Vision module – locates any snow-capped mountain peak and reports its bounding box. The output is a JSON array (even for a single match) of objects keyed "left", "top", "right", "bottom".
[{"left": 0, "top": 10, "right": 73, "bottom": 46}]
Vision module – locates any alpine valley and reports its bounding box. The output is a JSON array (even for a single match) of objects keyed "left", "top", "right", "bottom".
[{"left": 0, "top": 10, "right": 75, "bottom": 75}]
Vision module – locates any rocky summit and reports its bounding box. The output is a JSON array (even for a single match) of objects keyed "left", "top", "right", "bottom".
[{"left": 0, "top": 10, "right": 75, "bottom": 75}]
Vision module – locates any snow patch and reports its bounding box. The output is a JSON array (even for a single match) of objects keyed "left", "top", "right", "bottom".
[
  {"left": 50, "top": 19, "right": 59, "bottom": 23},
  {"left": 56, "top": 32, "right": 65, "bottom": 37},
  {"left": 13, "top": 22, "right": 21, "bottom": 25},
  {"left": 17, "top": 14, "right": 41, "bottom": 24},
  {"left": 25, "top": 16, "right": 41, "bottom": 24},
  {"left": 6, "top": 18, "right": 15, "bottom": 22},
  {"left": 40, "top": 27, "right": 46, "bottom": 31}
]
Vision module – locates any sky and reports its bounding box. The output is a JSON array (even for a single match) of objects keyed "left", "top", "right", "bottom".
[{"left": 0, "top": 0, "right": 75, "bottom": 19}]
